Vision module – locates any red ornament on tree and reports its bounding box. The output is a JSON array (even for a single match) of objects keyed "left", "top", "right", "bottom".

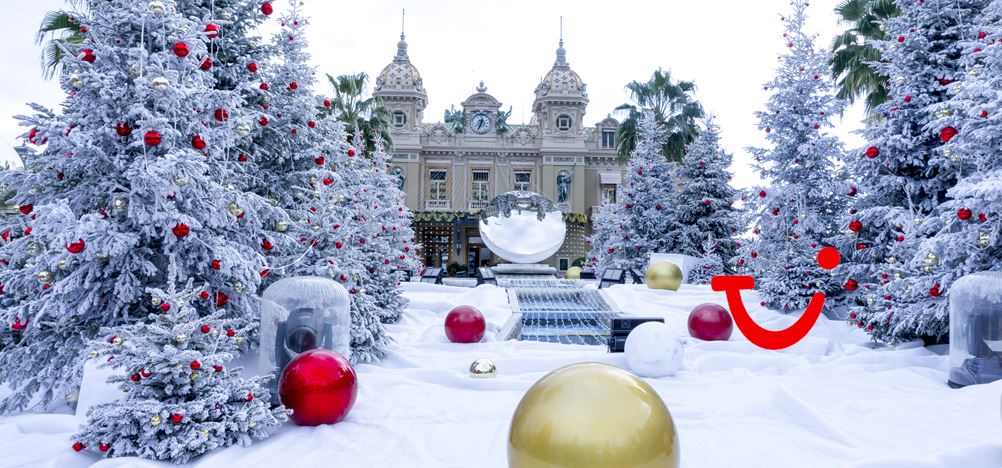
[
  {"left": 845, "top": 279, "right": 859, "bottom": 292},
  {"left": 144, "top": 130, "right": 162, "bottom": 147},
  {"left": 957, "top": 208, "right": 972, "bottom": 220},
  {"left": 66, "top": 239, "right": 85, "bottom": 254},
  {"left": 190, "top": 360, "right": 201, "bottom": 370},
  {"left": 18, "top": 204, "right": 33, "bottom": 215},
  {"left": 80, "top": 49, "right": 95, "bottom": 63},
  {"left": 216, "top": 292, "right": 230, "bottom": 307},
  {"left": 172, "top": 42, "right": 190, "bottom": 57},
  {"left": 315, "top": 156, "right": 325, "bottom": 166},
  {"left": 279, "top": 349, "right": 357, "bottom": 426},
  {"left": 444, "top": 305, "right": 486, "bottom": 343},
  {"left": 323, "top": 99, "right": 332, "bottom": 107},
  {"left": 347, "top": 149, "right": 355, "bottom": 158},
  {"left": 159, "top": 303, "right": 170, "bottom": 312},
  {"left": 200, "top": 57, "right": 213, "bottom": 70},
  {"left": 261, "top": 238, "right": 274, "bottom": 251},
  {"left": 191, "top": 135, "right": 206, "bottom": 150},
  {"left": 897, "top": 35, "right": 905, "bottom": 42},
  {"left": 687, "top": 303, "right": 733, "bottom": 341},
  {"left": 115, "top": 122, "right": 132, "bottom": 137},
  {"left": 289, "top": 81, "right": 299, "bottom": 90},
  {"left": 247, "top": 62, "right": 258, "bottom": 73},
  {"left": 73, "top": 442, "right": 85, "bottom": 452},
  {"left": 930, "top": 284, "right": 942, "bottom": 297},
  {"left": 204, "top": 23, "right": 219, "bottom": 39},
  {"left": 308, "top": 120, "right": 316, "bottom": 128},
  {"left": 758, "top": 190, "right": 766, "bottom": 198},
  {"left": 261, "top": 2, "right": 273, "bottom": 15},
  {"left": 865, "top": 146, "right": 879, "bottom": 158},
  {"left": 214, "top": 108, "right": 229, "bottom": 121},
  {"left": 171, "top": 414, "right": 183, "bottom": 424},
  {"left": 979, "top": 213, "right": 988, "bottom": 223},
  {"left": 940, "top": 126, "right": 958, "bottom": 142},
  {"left": 849, "top": 220, "right": 862, "bottom": 232},
  {"left": 200, "top": 290, "right": 210, "bottom": 300},
  {"left": 172, "top": 223, "right": 190, "bottom": 238},
  {"left": 211, "top": 259, "right": 221, "bottom": 270}
]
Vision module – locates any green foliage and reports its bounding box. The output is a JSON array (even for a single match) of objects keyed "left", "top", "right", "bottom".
[
  {"left": 830, "top": 0, "right": 900, "bottom": 115},
  {"left": 36, "top": 9, "right": 86, "bottom": 79},
  {"left": 324, "top": 72, "right": 393, "bottom": 155},
  {"left": 615, "top": 69, "right": 704, "bottom": 163}
]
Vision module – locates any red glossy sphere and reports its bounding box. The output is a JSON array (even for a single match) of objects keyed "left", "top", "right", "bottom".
[
  {"left": 444, "top": 305, "right": 486, "bottom": 343},
  {"left": 688, "top": 303, "right": 733, "bottom": 341},
  {"left": 279, "top": 349, "right": 357, "bottom": 426}
]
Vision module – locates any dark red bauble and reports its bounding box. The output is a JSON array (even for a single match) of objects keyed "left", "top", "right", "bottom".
[
  {"left": 19, "top": 204, "right": 33, "bottom": 215},
  {"left": 865, "top": 146, "right": 879, "bottom": 158},
  {"left": 160, "top": 303, "right": 170, "bottom": 312},
  {"left": 444, "top": 305, "right": 486, "bottom": 343},
  {"left": 80, "top": 49, "right": 95, "bottom": 63},
  {"left": 72, "top": 441, "right": 85, "bottom": 452},
  {"left": 191, "top": 135, "right": 206, "bottom": 150},
  {"left": 289, "top": 81, "right": 299, "bottom": 90},
  {"left": 214, "top": 108, "right": 229, "bottom": 121},
  {"left": 200, "top": 57, "right": 213, "bottom": 70},
  {"left": 849, "top": 220, "right": 862, "bottom": 232},
  {"left": 687, "top": 303, "right": 733, "bottom": 341},
  {"left": 845, "top": 279, "right": 859, "bottom": 292},
  {"left": 247, "top": 62, "right": 258, "bottom": 73},
  {"left": 315, "top": 156, "right": 325, "bottom": 166},
  {"left": 144, "top": 130, "right": 162, "bottom": 147},
  {"left": 940, "top": 126, "right": 958, "bottom": 143},
  {"left": 347, "top": 149, "right": 355, "bottom": 157},
  {"left": 261, "top": 2, "right": 273, "bottom": 15},
  {"left": 216, "top": 292, "right": 230, "bottom": 307},
  {"left": 279, "top": 349, "right": 357, "bottom": 426},
  {"left": 323, "top": 99, "right": 332, "bottom": 107},
  {"left": 172, "top": 223, "right": 190, "bottom": 238},
  {"left": 204, "top": 23, "right": 219, "bottom": 39},
  {"left": 172, "top": 42, "right": 189, "bottom": 57},
  {"left": 66, "top": 239, "right": 85, "bottom": 254},
  {"left": 261, "top": 238, "right": 274, "bottom": 251},
  {"left": 115, "top": 122, "right": 132, "bottom": 136},
  {"left": 957, "top": 208, "right": 972, "bottom": 220}
]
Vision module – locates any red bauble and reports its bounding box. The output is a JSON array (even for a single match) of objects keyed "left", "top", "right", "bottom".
[
  {"left": 262, "top": 238, "right": 274, "bottom": 251},
  {"left": 957, "top": 208, "right": 972, "bottom": 220},
  {"left": 216, "top": 292, "right": 230, "bottom": 307},
  {"left": 315, "top": 156, "right": 325, "bottom": 166},
  {"left": 844, "top": 279, "right": 859, "bottom": 292},
  {"left": 191, "top": 135, "right": 206, "bottom": 150},
  {"left": 940, "top": 126, "right": 958, "bottom": 143},
  {"left": 172, "top": 223, "right": 190, "bottom": 238},
  {"left": 979, "top": 213, "right": 988, "bottom": 223},
  {"left": 190, "top": 360, "right": 201, "bottom": 370},
  {"left": 981, "top": 111, "right": 989, "bottom": 118},
  {"left": 289, "top": 81, "right": 299, "bottom": 90},
  {"left": 115, "top": 122, "right": 132, "bottom": 136},
  {"left": 279, "top": 349, "right": 357, "bottom": 426},
  {"left": 323, "top": 177, "right": 333, "bottom": 186},
  {"left": 160, "top": 303, "right": 170, "bottom": 312},
  {"left": 897, "top": 35, "right": 905, "bottom": 42},
  {"left": 259, "top": 117, "right": 269, "bottom": 126},
  {"left": 758, "top": 190, "right": 766, "bottom": 198},
  {"left": 848, "top": 186, "right": 858, "bottom": 196},
  {"left": 130, "top": 373, "right": 141, "bottom": 382},
  {"left": 66, "top": 239, "right": 85, "bottom": 254},
  {"left": 323, "top": 99, "right": 332, "bottom": 107},
  {"left": 19, "top": 204, "right": 33, "bottom": 215},
  {"left": 204, "top": 23, "right": 220, "bottom": 39},
  {"left": 211, "top": 259, "right": 221, "bottom": 270},
  {"left": 347, "top": 149, "right": 355, "bottom": 158},
  {"left": 978, "top": 31, "right": 987, "bottom": 39},
  {"left": 849, "top": 220, "right": 862, "bottom": 232},
  {"left": 73, "top": 441, "right": 85, "bottom": 452},
  {"left": 144, "top": 130, "right": 162, "bottom": 147},
  {"left": 99, "top": 443, "right": 110, "bottom": 452},
  {"left": 214, "top": 108, "right": 229, "bottom": 121},
  {"left": 687, "top": 303, "right": 733, "bottom": 341},
  {"left": 171, "top": 414, "right": 183, "bottom": 424},
  {"left": 308, "top": 120, "right": 316, "bottom": 128},
  {"left": 201, "top": 324, "right": 210, "bottom": 333},
  {"left": 80, "top": 49, "right": 95, "bottom": 63},
  {"left": 444, "top": 305, "right": 486, "bottom": 343},
  {"left": 201, "top": 57, "right": 213, "bottom": 70},
  {"left": 930, "top": 284, "right": 942, "bottom": 297},
  {"left": 865, "top": 146, "right": 879, "bottom": 158},
  {"left": 247, "top": 62, "right": 258, "bottom": 73},
  {"left": 214, "top": 365, "right": 223, "bottom": 372},
  {"left": 172, "top": 42, "right": 190, "bottom": 57},
  {"left": 226, "top": 328, "right": 236, "bottom": 337},
  {"left": 200, "top": 291, "right": 210, "bottom": 300},
  {"left": 261, "top": 2, "right": 273, "bottom": 15}
]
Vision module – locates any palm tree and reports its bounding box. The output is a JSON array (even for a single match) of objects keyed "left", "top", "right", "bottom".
[
  {"left": 615, "top": 69, "right": 704, "bottom": 162},
  {"left": 36, "top": 9, "right": 85, "bottom": 79},
  {"left": 830, "top": 0, "right": 900, "bottom": 114},
  {"left": 324, "top": 72, "right": 393, "bottom": 155}
]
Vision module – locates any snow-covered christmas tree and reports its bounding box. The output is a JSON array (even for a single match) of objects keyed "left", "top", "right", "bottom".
[
  {"left": 0, "top": 0, "right": 277, "bottom": 413},
  {"left": 673, "top": 118, "right": 739, "bottom": 282},
  {"left": 73, "top": 255, "right": 286, "bottom": 463},
  {"left": 588, "top": 113, "right": 678, "bottom": 272},
  {"left": 737, "top": 0, "right": 848, "bottom": 313},
  {"left": 837, "top": 0, "right": 987, "bottom": 342}
]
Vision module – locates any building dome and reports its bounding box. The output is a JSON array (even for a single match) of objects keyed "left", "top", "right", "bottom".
[
  {"left": 535, "top": 39, "right": 587, "bottom": 98},
  {"left": 375, "top": 33, "right": 425, "bottom": 94}
]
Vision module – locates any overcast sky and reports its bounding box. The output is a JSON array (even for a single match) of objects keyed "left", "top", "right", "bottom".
[{"left": 0, "top": 0, "right": 866, "bottom": 189}]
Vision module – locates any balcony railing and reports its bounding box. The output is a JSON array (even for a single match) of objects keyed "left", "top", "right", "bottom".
[
  {"left": 425, "top": 200, "right": 451, "bottom": 211},
  {"left": 468, "top": 200, "right": 489, "bottom": 211}
]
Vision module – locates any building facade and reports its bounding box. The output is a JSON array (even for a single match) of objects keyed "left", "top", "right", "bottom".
[{"left": 374, "top": 30, "right": 626, "bottom": 274}]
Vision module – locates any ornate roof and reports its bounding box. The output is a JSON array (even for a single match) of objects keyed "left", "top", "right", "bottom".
[
  {"left": 535, "top": 39, "right": 587, "bottom": 99},
  {"left": 374, "top": 32, "right": 426, "bottom": 96}
]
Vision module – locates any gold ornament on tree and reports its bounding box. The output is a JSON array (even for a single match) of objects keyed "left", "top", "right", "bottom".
[
  {"left": 645, "top": 260, "right": 682, "bottom": 291},
  {"left": 935, "top": 108, "right": 952, "bottom": 118},
  {"left": 69, "top": 73, "right": 83, "bottom": 89},
  {"left": 112, "top": 336, "right": 123, "bottom": 345},
  {"left": 924, "top": 252, "right": 939, "bottom": 273},
  {"left": 275, "top": 220, "right": 289, "bottom": 232},
  {"left": 227, "top": 202, "right": 244, "bottom": 217},
  {"left": 507, "top": 362, "right": 679, "bottom": 468},
  {"left": 150, "top": 415, "right": 161, "bottom": 426},
  {"left": 151, "top": 297, "right": 162, "bottom": 306},
  {"left": 469, "top": 358, "right": 497, "bottom": 378},
  {"left": 176, "top": 333, "right": 187, "bottom": 343},
  {"left": 58, "top": 260, "right": 69, "bottom": 270},
  {"left": 113, "top": 198, "right": 128, "bottom": 211},
  {"left": 564, "top": 266, "right": 582, "bottom": 280}
]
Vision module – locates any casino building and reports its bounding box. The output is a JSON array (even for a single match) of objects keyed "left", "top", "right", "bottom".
[{"left": 374, "top": 27, "right": 627, "bottom": 274}]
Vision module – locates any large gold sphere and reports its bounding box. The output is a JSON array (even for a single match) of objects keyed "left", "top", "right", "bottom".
[
  {"left": 508, "top": 362, "right": 679, "bottom": 468},
  {"left": 645, "top": 260, "right": 682, "bottom": 291},
  {"left": 565, "top": 266, "right": 583, "bottom": 280}
]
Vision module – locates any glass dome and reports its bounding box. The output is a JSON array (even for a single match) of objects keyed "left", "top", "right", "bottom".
[
  {"left": 259, "top": 276, "right": 351, "bottom": 383},
  {"left": 948, "top": 272, "right": 1002, "bottom": 388}
]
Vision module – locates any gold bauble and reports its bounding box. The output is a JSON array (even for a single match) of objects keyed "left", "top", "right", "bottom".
[
  {"left": 89, "top": 350, "right": 99, "bottom": 358},
  {"left": 275, "top": 220, "right": 289, "bottom": 232},
  {"left": 151, "top": 76, "right": 169, "bottom": 92},
  {"left": 151, "top": 297, "right": 162, "bottom": 306},
  {"left": 935, "top": 108, "right": 952, "bottom": 118},
  {"left": 58, "top": 260, "right": 69, "bottom": 270},
  {"left": 113, "top": 198, "right": 128, "bottom": 211},
  {"left": 128, "top": 66, "right": 140, "bottom": 78},
  {"left": 201, "top": 429, "right": 210, "bottom": 437},
  {"left": 645, "top": 260, "right": 682, "bottom": 291},
  {"left": 469, "top": 358, "right": 497, "bottom": 378},
  {"left": 235, "top": 337, "right": 245, "bottom": 345},
  {"left": 227, "top": 202, "right": 243, "bottom": 217},
  {"left": 507, "top": 362, "right": 679, "bottom": 468},
  {"left": 37, "top": 269, "right": 55, "bottom": 284},
  {"left": 174, "top": 176, "right": 188, "bottom": 187},
  {"left": 150, "top": 415, "right": 162, "bottom": 426},
  {"left": 176, "top": 333, "right": 187, "bottom": 343},
  {"left": 564, "top": 266, "right": 583, "bottom": 280},
  {"left": 191, "top": 373, "right": 199, "bottom": 380}
]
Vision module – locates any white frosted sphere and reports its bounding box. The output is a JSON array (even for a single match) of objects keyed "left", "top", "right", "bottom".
[{"left": 624, "top": 322, "right": 683, "bottom": 378}]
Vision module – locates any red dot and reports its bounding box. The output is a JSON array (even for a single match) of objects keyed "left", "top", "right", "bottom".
[{"left": 817, "top": 247, "right": 840, "bottom": 270}]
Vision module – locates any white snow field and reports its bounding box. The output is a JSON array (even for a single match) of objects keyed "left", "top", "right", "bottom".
[{"left": 1, "top": 282, "right": 1001, "bottom": 467}]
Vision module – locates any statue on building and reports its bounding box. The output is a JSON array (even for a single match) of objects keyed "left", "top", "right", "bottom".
[
  {"left": 444, "top": 105, "right": 465, "bottom": 133},
  {"left": 496, "top": 106, "right": 512, "bottom": 135},
  {"left": 556, "top": 170, "right": 572, "bottom": 203},
  {"left": 391, "top": 166, "right": 405, "bottom": 190}
]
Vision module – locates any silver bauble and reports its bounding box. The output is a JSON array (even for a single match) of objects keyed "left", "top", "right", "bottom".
[
  {"left": 275, "top": 220, "right": 289, "bottom": 232},
  {"left": 69, "top": 73, "right": 84, "bottom": 90},
  {"left": 176, "top": 333, "right": 187, "bottom": 343},
  {"left": 58, "top": 259, "right": 69, "bottom": 270},
  {"left": 219, "top": 10, "right": 233, "bottom": 20},
  {"left": 113, "top": 198, "right": 128, "bottom": 211},
  {"left": 148, "top": 0, "right": 166, "bottom": 16},
  {"left": 234, "top": 281, "right": 245, "bottom": 293},
  {"left": 174, "top": 176, "right": 188, "bottom": 186},
  {"left": 235, "top": 123, "right": 251, "bottom": 137},
  {"left": 26, "top": 243, "right": 42, "bottom": 255},
  {"left": 37, "top": 269, "right": 55, "bottom": 284},
  {"left": 151, "top": 76, "right": 169, "bottom": 92},
  {"left": 151, "top": 296, "right": 162, "bottom": 306}
]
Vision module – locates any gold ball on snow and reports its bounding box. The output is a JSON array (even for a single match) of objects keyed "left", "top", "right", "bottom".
[
  {"left": 646, "top": 260, "right": 682, "bottom": 291},
  {"left": 469, "top": 358, "right": 497, "bottom": 378},
  {"left": 564, "top": 266, "right": 582, "bottom": 280},
  {"left": 507, "top": 362, "right": 680, "bottom": 468}
]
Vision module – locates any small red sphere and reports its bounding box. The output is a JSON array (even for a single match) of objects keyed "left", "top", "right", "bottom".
[
  {"left": 259, "top": 117, "right": 269, "bottom": 126},
  {"left": 73, "top": 441, "right": 85, "bottom": 452},
  {"left": 262, "top": 238, "right": 274, "bottom": 251},
  {"left": 159, "top": 303, "right": 170, "bottom": 312},
  {"left": 214, "top": 365, "right": 223, "bottom": 372},
  {"left": 172, "top": 42, "right": 190, "bottom": 57},
  {"left": 849, "top": 220, "right": 863, "bottom": 232},
  {"left": 216, "top": 292, "right": 230, "bottom": 307},
  {"left": 260, "top": 83, "right": 269, "bottom": 91},
  {"left": 845, "top": 279, "right": 859, "bottom": 292},
  {"left": 957, "top": 208, "right": 972, "bottom": 220},
  {"left": 172, "top": 223, "right": 190, "bottom": 238},
  {"left": 200, "top": 291, "right": 210, "bottom": 300},
  {"left": 201, "top": 325, "right": 210, "bottom": 333},
  {"left": 191, "top": 135, "right": 206, "bottom": 150},
  {"left": 227, "top": 328, "right": 236, "bottom": 337},
  {"left": 687, "top": 303, "right": 733, "bottom": 341},
  {"left": 308, "top": 120, "right": 316, "bottom": 128},
  {"left": 323, "top": 177, "right": 333, "bottom": 186},
  {"left": 315, "top": 156, "right": 325, "bottom": 166},
  {"left": 758, "top": 190, "right": 766, "bottom": 198},
  {"left": 115, "top": 122, "right": 132, "bottom": 137},
  {"left": 347, "top": 149, "right": 355, "bottom": 157},
  {"left": 99, "top": 443, "right": 109, "bottom": 452},
  {"left": 289, "top": 81, "right": 299, "bottom": 90},
  {"left": 204, "top": 23, "right": 219, "bottom": 39},
  {"left": 261, "top": 2, "right": 273, "bottom": 15},
  {"left": 171, "top": 414, "right": 183, "bottom": 424},
  {"left": 201, "top": 58, "right": 213, "bottom": 70},
  {"left": 131, "top": 373, "right": 141, "bottom": 382},
  {"left": 211, "top": 259, "right": 221, "bottom": 270},
  {"left": 279, "top": 349, "right": 357, "bottom": 426},
  {"left": 144, "top": 130, "right": 162, "bottom": 147},
  {"left": 247, "top": 62, "right": 258, "bottom": 73},
  {"left": 444, "top": 305, "right": 486, "bottom": 343},
  {"left": 323, "top": 99, "right": 332, "bottom": 107},
  {"left": 214, "top": 108, "right": 229, "bottom": 121},
  {"left": 67, "top": 239, "right": 86, "bottom": 254},
  {"left": 940, "top": 126, "right": 958, "bottom": 143},
  {"left": 865, "top": 146, "right": 879, "bottom": 158},
  {"left": 190, "top": 360, "right": 201, "bottom": 370},
  {"left": 80, "top": 49, "right": 95, "bottom": 63}
]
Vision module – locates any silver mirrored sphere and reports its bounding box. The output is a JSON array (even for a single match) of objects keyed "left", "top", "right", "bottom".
[{"left": 478, "top": 191, "right": 566, "bottom": 264}]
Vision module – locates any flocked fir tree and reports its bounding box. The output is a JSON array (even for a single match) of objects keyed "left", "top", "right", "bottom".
[
  {"left": 673, "top": 117, "right": 739, "bottom": 281},
  {"left": 736, "top": 0, "right": 848, "bottom": 313},
  {"left": 73, "top": 255, "right": 286, "bottom": 463},
  {"left": 836, "top": 0, "right": 987, "bottom": 342},
  {"left": 0, "top": 0, "right": 279, "bottom": 413},
  {"left": 588, "top": 113, "right": 678, "bottom": 272}
]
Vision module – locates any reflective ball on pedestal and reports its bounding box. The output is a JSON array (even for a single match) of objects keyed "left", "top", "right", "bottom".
[
  {"left": 444, "top": 305, "right": 486, "bottom": 343},
  {"left": 625, "top": 322, "right": 684, "bottom": 378},
  {"left": 478, "top": 191, "right": 565, "bottom": 264},
  {"left": 508, "top": 362, "right": 680, "bottom": 467},
  {"left": 646, "top": 260, "right": 682, "bottom": 291},
  {"left": 279, "top": 349, "right": 357, "bottom": 426},
  {"left": 687, "top": 303, "right": 733, "bottom": 341}
]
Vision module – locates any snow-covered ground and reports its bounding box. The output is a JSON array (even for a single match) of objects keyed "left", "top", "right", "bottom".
[{"left": 2, "top": 283, "right": 1001, "bottom": 467}]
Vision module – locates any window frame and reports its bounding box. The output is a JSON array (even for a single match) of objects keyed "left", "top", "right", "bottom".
[{"left": 556, "top": 114, "right": 573, "bottom": 132}]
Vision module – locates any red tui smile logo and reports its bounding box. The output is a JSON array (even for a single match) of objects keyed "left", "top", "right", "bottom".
[{"left": 711, "top": 247, "right": 840, "bottom": 350}]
